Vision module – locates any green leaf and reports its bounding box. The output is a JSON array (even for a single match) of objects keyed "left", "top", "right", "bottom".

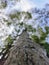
[
  {"left": 5, "top": 35, "right": 13, "bottom": 45},
  {"left": 27, "top": 12, "right": 32, "bottom": 19},
  {"left": 44, "top": 43, "right": 49, "bottom": 54},
  {"left": 31, "top": 35, "right": 39, "bottom": 43},
  {"left": 27, "top": 25, "right": 33, "bottom": 32},
  {"left": 1, "top": 1, "right": 7, "bottom": 8},
  {"left": 10, "top": 12, "right": 21, "bottom": 19},
  {"left": 19, "top": 22, "right": 23, "bottom": 26},
  {"left": 45, "top": 26, "right": 49, "bottom": 34},
  {"left": 7, "top": 22, "right": 12, "bottom": 26},
  {"left": 40, "top": 32, "right": 47, "bottom": 40}
]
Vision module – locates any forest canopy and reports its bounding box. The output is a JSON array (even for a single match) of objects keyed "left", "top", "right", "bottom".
[{"left": 0, "top": 0, "right": 49, "bottom": 60}]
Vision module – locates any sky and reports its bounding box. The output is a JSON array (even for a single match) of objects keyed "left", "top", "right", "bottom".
[
  {"left": 17, "top": 0, "right": 49, "bottom": 11},
  {"left": 27, "top": 0, "right": 49, "bottom": 8},
  {"left": 5, "top": 0, "right": 49, "bottom": 12},
  {"left": 0, "top": 0, "right": 49, "bottom": 46}
]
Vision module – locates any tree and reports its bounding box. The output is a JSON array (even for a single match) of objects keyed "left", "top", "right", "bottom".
[
  {"left": 0, "top": 0, "right": 49, "bottom": 62},
  {"left": 4, "top": 31, "right": 49, "bottom": 65}
]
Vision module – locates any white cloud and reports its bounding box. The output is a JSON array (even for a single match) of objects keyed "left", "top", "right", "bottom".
[
  {"left": 3, "top": 0, "right": 36, "bottom": 14},
  {"left": 20, "top": 0, "right": 36, "bottom": 11},
  {"left": 20, "top": 0, "right": 31, "bottom": 11}
]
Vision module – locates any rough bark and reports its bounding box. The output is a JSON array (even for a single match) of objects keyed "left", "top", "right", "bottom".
[{"left": 4, "top": 31, "right": 49, "bottom": 65}]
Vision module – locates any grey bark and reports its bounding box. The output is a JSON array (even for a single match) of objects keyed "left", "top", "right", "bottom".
[{"left": 4, "top": 31, "right": 49, "bottom": 65}]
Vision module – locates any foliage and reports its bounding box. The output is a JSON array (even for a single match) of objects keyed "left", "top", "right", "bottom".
[
  {"left": 7, "top": 22, "right": 12, "bottom": 26},
  {"left": 10, "top": 12, "right": 21, "bottom": 20},
  {"left": 0, "top": 1, "right": 49, "bottom": 59},
  {"left": 0, "top": 0, "right": 7, "bottom": 8},
  {"left": 44, "top": 43, "right": 49, "bottom": 54},
  {"left": 4, "top": 35, "right": 14, "bottom": 45},
  {"left": 45, "top": 26, "right": 49, "bottom": 34},
  {"left": 25, "top": 12, "right": 32, "bottom": 19},
  {"left": 31, "top": 27, "right": 49, "bottom": 54},
  {"left": 31, "top": 35, "right": 40, "bottom": 43}
]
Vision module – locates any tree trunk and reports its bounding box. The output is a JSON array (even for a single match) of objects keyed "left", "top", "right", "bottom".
[{"left": 4, "top": 31, "right": 49, "bottom": 65}]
